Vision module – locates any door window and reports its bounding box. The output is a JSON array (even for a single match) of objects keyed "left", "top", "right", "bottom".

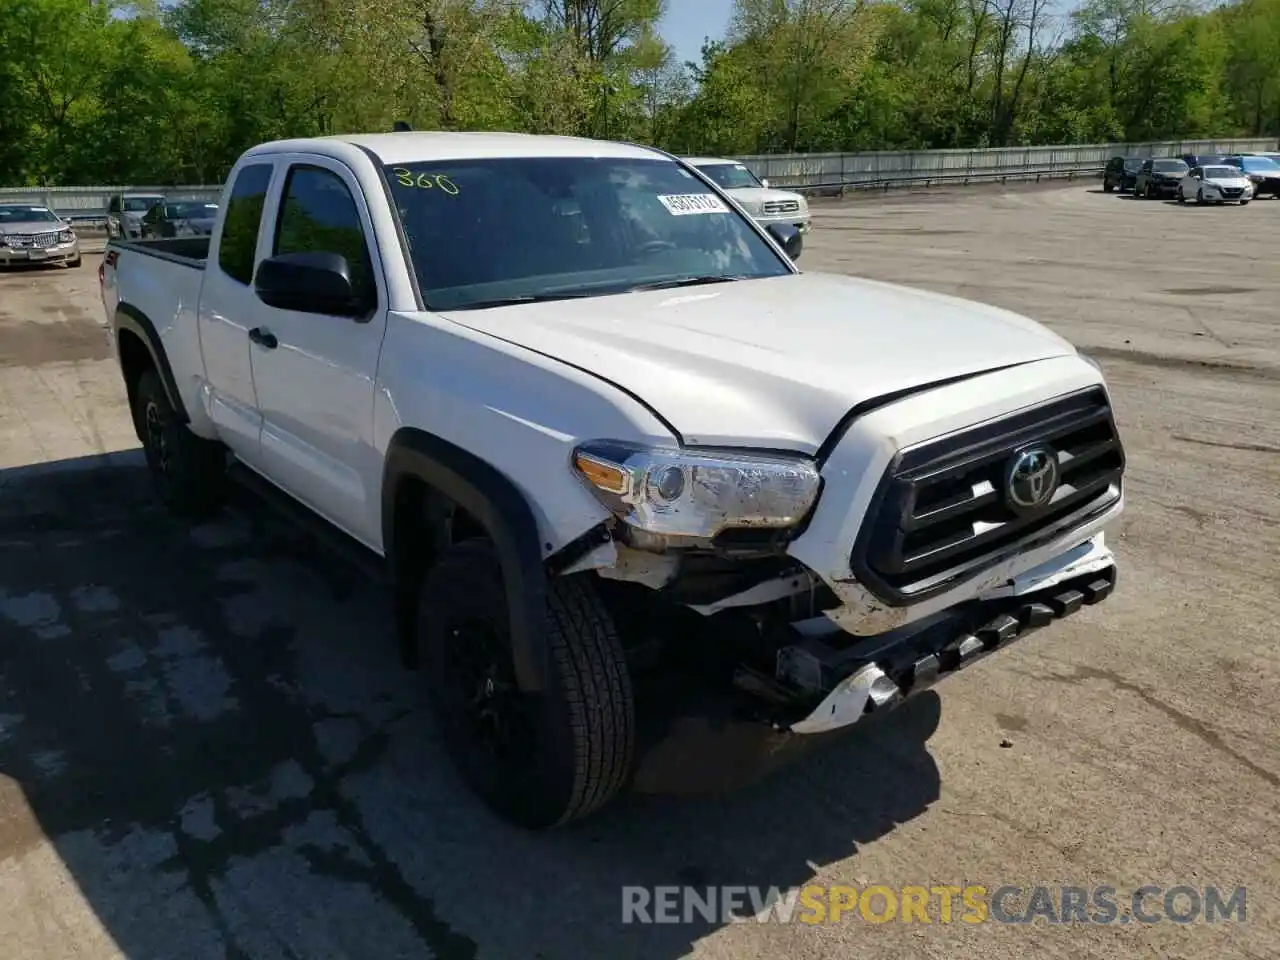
[
  {"left": 217, "top": 163, "right": 274, "bottom": 285},
  {"left": 272, "top": 165, "right": 375, "bottom": 309}
]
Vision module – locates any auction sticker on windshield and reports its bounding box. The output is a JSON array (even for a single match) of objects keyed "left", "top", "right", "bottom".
[{"left": 658, "top": 194, "right": 729, "bottom": 215}]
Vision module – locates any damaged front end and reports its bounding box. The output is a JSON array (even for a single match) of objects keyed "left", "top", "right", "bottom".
[{"left": 557, "top": 375, "right": 1126, "bottom": 746}]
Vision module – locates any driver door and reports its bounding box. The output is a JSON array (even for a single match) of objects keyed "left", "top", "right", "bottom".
[{"left": 246, "top": 157, "right": 388, "bottom": 548}]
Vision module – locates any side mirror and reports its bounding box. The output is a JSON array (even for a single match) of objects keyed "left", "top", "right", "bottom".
[
  {"left": 254, "top": 251, "right": 366, "bottom": 317},
  {"left": 766, "top": 222, "right": 803, "bottom": 262},
  {"left": 760, "top": 178, "right": 771, "bottom": 188}
]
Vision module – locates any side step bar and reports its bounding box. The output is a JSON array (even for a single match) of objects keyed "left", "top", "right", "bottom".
[{"left": 225, "top": 461, "right": 390, "bottom": 587}]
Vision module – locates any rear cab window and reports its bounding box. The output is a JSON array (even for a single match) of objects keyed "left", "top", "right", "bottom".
[{"left": 217, "top": 164, "right": 274, "bottom": 284}]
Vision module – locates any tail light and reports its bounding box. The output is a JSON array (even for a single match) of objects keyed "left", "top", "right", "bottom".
[{"left": 99, "top": 250, "right": 118, "bottom": 287}]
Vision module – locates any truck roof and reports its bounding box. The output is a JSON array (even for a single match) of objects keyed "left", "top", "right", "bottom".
[{"left": 242, "top": 131, "right": 669, "bottom": 166}]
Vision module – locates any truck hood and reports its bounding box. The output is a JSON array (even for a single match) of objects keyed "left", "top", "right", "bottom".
[{"left": 437, "top": 272, "right": 1078, "bottom": 454}]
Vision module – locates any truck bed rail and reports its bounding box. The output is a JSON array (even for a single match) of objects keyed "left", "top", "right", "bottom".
[{"left": 107, "top": 236, "right": 210, "bottom": 268}]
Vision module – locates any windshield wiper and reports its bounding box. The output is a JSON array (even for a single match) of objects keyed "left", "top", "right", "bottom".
[
  {"left": 625, "top": 275, "right": 751, "bottom": 293},
  {"left": 448, "top": 291, "right": 601, "bottom": 311}
]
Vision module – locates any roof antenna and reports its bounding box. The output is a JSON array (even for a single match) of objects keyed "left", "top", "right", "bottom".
[{"left": 393, "top": 120, "right": 412, "bottom": 132}]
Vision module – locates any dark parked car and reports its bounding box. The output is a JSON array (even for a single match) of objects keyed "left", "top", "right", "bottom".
[
  {"left": 1221, "top": 155, "right": 1280, "bottom": 199},
  {"left": 1134, "top": 158, "right": 1189, "bottom": 199},
  {"left": 1103, "top": 156, "right": 1144, "bottom": 192},
  {"left": 139, "top": 200, "right": 220, "bottom": 238}
]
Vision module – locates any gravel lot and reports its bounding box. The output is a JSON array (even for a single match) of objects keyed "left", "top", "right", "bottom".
[{"left": 1, "top": 184, "right": 1277, "bottom": 960}]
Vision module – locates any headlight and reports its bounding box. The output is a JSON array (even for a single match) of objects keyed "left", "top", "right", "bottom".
[
  {"left": 58, "top": 230, "right": 74, "bottom": 242},
  {"left": 572, "top": 440, "right": 821, "bottom": 541}
]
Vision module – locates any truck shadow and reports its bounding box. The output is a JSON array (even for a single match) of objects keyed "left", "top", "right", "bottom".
[{"left": 0, "top": 453, "right": 942, "bottom": 960}]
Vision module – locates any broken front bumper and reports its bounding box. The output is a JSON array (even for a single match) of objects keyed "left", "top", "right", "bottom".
[{"left": 742, "top": 543, "right": 1118, "bottom": 735}]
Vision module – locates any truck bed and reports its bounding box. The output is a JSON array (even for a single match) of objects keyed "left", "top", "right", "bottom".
[{"left": 107, "top": 236, "right": 210, "bottom": 267}]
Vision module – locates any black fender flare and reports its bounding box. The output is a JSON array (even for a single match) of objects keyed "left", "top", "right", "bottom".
[
  {"left": 382, "top": 428, "right": 550, "bottom": 693},
  {"left": 113, "top": 302, "right": 189, "bottom": 422}
]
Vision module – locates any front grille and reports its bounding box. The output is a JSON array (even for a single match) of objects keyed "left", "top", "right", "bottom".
[
  {"left": 851, "top": 387, "right": 1124, "bottom": 604},
  {"left": 763, "top": 200, "right": 800, "bottom": 214},
  {"left": 6, "top": 231, "right": 60, "bottom": 248}
]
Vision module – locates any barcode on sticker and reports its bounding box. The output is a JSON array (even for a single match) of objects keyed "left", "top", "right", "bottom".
[{"left": 657, "top": 194, "right": 729, "bottom": 215}]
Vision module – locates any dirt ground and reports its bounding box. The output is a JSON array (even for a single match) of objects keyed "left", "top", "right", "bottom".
[{"left": 0, "top": 184, "right": 1277, "bottom": 960}]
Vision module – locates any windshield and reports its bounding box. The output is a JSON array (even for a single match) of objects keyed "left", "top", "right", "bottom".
[
  {"left": 694, "top": 162, "right": 762, "bottom": 190},
  {"left": 383, "top": 156, "right": 790, "bottom": 311},
  {"left": 124, "top": 197, "right": 163, "bottom": 212},
  {"left": 1153, "top": 160, "right": 1186, "bottom": 173},
  {"left": 0, "top": 205, "right": 61, "bottom": 224},
  {"left": 167, "top": 202, "right": 218, "bottom": 218},
  {"left": 1241, "top": 157, "right": 1280, "bottom": 172},
  {"left": 1202, "top": 167, "right": 1238, "bottom": 179}
]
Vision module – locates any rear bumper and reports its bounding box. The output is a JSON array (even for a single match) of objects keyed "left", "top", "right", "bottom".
[{"left": 763, "top": 543, "right": 1118, "bottom": 734}]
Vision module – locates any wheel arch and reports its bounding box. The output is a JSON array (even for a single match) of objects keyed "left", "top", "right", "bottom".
[
  {"left": 113, "top": 303, "right": 188, "bottom": 425},
  {"left": 382, "top": 427, "right": 551, "bottom": 693}
]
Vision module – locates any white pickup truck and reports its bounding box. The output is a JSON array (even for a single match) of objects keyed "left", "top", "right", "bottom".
[{"left": 100, "top": 131, "right": 1126, "bottom": 829}]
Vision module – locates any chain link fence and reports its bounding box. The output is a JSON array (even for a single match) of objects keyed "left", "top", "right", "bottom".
[{"left": 3, "top": 137, "right": 1277, "bottom": 226}]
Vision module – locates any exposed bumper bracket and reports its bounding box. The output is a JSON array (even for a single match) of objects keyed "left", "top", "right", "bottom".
[{"left": 776, "top": 562, "right": 1117, "bottom": 735}]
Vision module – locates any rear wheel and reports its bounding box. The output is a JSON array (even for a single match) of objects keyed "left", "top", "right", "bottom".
[
  {"left": 418, "top": 539, "right": 635, "bottom": 829},
  {"left": 133, "top": 370, "right": 226, "bottom": 518}
]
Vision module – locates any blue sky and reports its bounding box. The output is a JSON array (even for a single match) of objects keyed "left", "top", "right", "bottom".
[{"left": 660, "top": 0, "right": 735, "bottom": 67}]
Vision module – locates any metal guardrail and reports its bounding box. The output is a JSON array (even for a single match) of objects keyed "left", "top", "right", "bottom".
[
  {"left": 735, "top": 138, "right": 1280, "bottom": 193},
  {"left": 2, "top": 137, "right": 1277, "bottom": 214}
]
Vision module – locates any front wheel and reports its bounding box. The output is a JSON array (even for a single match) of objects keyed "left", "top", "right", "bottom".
[
  {"left": 1103, "top": 182, "right": 1115, "bottom": 193},
  {"left": 1240, "top": 199, "right": 1250, "bottom": 206},
  {"left": 133, "top": 370, "right": 226, "bottom": 517},
  {"left": 1176, "top": 187, "right": 1185, "bottom": 203},
  {"left": 418, "top": 539, "right": 635, "bottom": 829},
  {"left": 1196, "top": 188, "right": 1205, "bottom": 205}
]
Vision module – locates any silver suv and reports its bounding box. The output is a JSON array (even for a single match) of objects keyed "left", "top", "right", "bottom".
[{"left": 106, "top": 193, "right": 166, "bottom": 240}]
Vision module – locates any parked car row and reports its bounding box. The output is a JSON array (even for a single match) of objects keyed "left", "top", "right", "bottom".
[
  {"left": 1103, "top": 152, "right": 1280, "bottom": 206},
  {"left": 106, "top": 193, "right": 220, "bottom": 239}
]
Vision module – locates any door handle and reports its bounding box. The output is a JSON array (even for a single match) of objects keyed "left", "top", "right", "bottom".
[{"left": 248, "top": 327, "right": 278, "bottom": 349}]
